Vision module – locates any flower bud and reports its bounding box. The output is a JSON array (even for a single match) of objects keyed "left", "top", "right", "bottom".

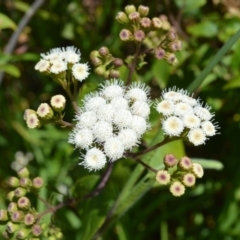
[
  {"left": 152, "top": 17, "right": 162, "bottom": 29},
  {"left": 164, "top": 52, "right": 178, "bottom": 65},
  {"left": 7, "top": 221, "right": 19, "bottom": 233},
  {"left": 7, "top": 191, "right": 15, "bottom": 201},
  {"left": 23, "top": 109, "right": 36, "bottom": 121},
  {"left": 37, "top": 103, "right": 54, "bottom": 120},
  {"left": 163, "top": 154, "right": 177, "bottom": 168},
  {"left": 138, "top": 5, "right": 149, "bottom": 17},
  {"left": 14, "top": 187, "right": 27, "bottom": 198},
  {"left": 91, "top": 57, "right": 103, "bottom": 67},
  {"left": 133, "top": 30, "right": 145, "bottom": 42},
  {"left": 170, "top": 181, "right": 185, "bottom": 197},
  {"left": 168, "top": 42, "right": 178, "bottom": 52},
  {"left": 55, "top": 231, "right": 63, "bottom": 239},
  {"left": 178, "top": 157, "right": 192, "bottom": 170},
  {"left": 19, "top": 178, "right": 32, "bottom": 188},
  {"left": 0, "top": 209, "right": 9, "bottom": 221},
  {"left": 49, "top": 237, "right": 57, "bottom": 240},
  {"left": 109, "top": 69, "right": 120, "bottom": 79},
  {"left": 11, "top": 211, "right": 24, "bottom": 222},
  {"left": 156, "top": 170, "right": 171, "bottom": 185},
  {"left": 24, "top": 213, "right": 36, "bottom": 226},
  {"left": 32, "top": 224, "right": 42, "bottom": 237},
  {"left": 112, "top": 58, "right": 123, "bottom": 68},
  {"left": 32, "top": 177, "right": 44, "bottom": 189},
  {"left": 140, "top": 17, "right": 151, "bottom": 29},
  {"left": 182, "top": 173, "right": 196, "bottom": 187},
  {"left": 116, "top": 11, "right": 129, "bottom": 24},
  {"left": 16, "top": 228, "right": 30, "bottom": 239},
  {"left": 17, "top": 167, "right": 30, "bottom": 178},
  {"left": 154, "top": 47, "right": 166, "bottom": 60},
  {"left": 26, "top": 113, "right": 41, "bottom": 129},
  {"left": 128, "top": 12, "right": 140, "bottom": 22},
  {"left": 18, "top": 197, "right": 31, "bottom": 210},
  {"left": 167, "top": 31, "right": 177, "bottom": 41},
  {"left": 2, "top": 230, "right": 12, "bottom": 239},
  {"left": 8, "top": 177, "right": 20, "bottom": 188},
  {"left": 89, "top": 50, "right": 100, "bottom": 60},
  {"left": 98, "top": 46, "right": 110, "bottom": 57},
  {"left": 175, "top": 40, "right": 182, "bottom": 51},
  {"left": 192, "top": 163, "right": 204, "bottom": 178},
  {"left": 50, "top": 95, "right": 66, "bottom": 112},
  {"left": 119, "top": 29, "right": 133, "bottom": 41},
  {"left": 103, "top": 70, "right": 110, "bottom": 79},
  {"left": 8, "top": 202, "right": 18, "bottom": 213},
  {"left": 94, "top": 65, "right": 106, "bottom": 76},
  {"left": 124, "top": 5, "right": 136, "bottom": 15}
]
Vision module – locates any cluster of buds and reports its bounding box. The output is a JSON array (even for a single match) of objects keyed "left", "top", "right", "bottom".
[
  {"left": 41, "top": 224, "right": 63, "bottom": 239},
  {"left": 90, "top": 46, "right": 123, "bottom": 79},
  {"left": 23, "top": 94, "right": 66, "bottom": 129},
  {"left": 156, "top": 154, "right": 204, "bottom": 197},
  {"left": 0, "top": 167, "right": 46, "bottom": 239}
]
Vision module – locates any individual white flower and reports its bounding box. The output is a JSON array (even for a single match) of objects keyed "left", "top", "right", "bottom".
[
  {"left": 162, "top": 116, "right": 184, "bottom": 136},
  {"left": 130, "top": 115, "right": 148, "bottom": 136},
  {"left": 201, "top": 121, "right": 217, "bottom": 136},
  {"left": 63, "top": 46, "right": 81, "bottom": 63},
  {"left": 174, "top": 102, "right": 193, "bottom": 117},
  {"left": 72, "top": 63, "right": 90, "bottom": 82},
  {"left": 49, "top": 54, "right": 64, "bottom": 64},
  {"left": 188, "top": 128, "right": 206, "bottom": 146},
  {"left": 182, "top": 114, "right": 201, "bottom": 129},
  {"left": 68, "top": 128, "right": 93, "bottom": 149},
  {"left": 80, "top": 147, "right": 107, "bottom": 171},
  {"left": 125, "top": 82, "right": 150, "bottom": 102},
  {"left": 36, "top": 103, "right": 53, "bottom": 119},
  {"left": 131, "top": 101, "right": 150, "bottom": 119},
  {"left": 84, "top": 95, "right": 106, "bottom": 112},
  {"left": 41, "top": 47, "right": 62, "bottom": 60},
  {"left": 26, "top": 114, "right": 40, "bottom": 129},
  {"left": 50, "top": 60, "right": 67, "bottom": 74},
  {"left": 162, "top": 88, "right": 183, "bottom": 102},
  {"left": 50, "top": 95, "right": 66, "bottom": 111},
  {"left": 35, "top": 59, "right": 50, "bottom": 72},
  {"left": 104, "top": 137, "right": 124, "bottom": 161},
  {"left": 192, "top": 163, "right": 204, "bottom": 178},
  {"left": 113, "top": 109, "right": 133, "bottom": 129},
  {"left": 97, "top": 104, "right": 115, "bottom": 122},
  {"left": 76, "top": 111, "right": 97, "bottom": 129},
  {"left": 194, "top": 106, "right": 213, "bottom": 121},
  {"left": 156, "top": 100, "right": 175, "bottom": 116},
  {"left": 93, "top": 121, "right": 113, "bottom": 142},
  {"left": 101, "top": 80, "right": 124, "bottom": 100},
  {"left": 181, "top": 95, "right": 198, "bottom": 106},
  {"left": 118, "top": 128, "right": 139, "bottom": 150},
  {"left": 110, "top": 97, "right": 129, "bottom": 110}
]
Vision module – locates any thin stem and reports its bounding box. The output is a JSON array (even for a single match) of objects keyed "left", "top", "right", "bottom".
[
  {"left": 36, "top": 195, "right": 54, "bottom": 209},
  {"left": 63, "top": 84, "right": 79, "bottom": 113},
  {"left": 55, "top": 119, "right": 74, "bottom": 128},
  {"left": 130, "top": 157, "right": 157, "bottom": 173}
]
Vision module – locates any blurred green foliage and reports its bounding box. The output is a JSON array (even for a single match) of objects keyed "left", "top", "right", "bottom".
[{"left": 1, "top": 0, "right": 240, "bottom": 239}]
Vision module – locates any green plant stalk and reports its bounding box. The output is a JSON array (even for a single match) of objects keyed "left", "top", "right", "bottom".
[{"left": 187, "top": 28, "right": 240, "bottom": 92}]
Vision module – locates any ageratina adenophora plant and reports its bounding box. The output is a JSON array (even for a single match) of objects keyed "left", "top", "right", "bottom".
[{"left": 1, "top": 4, "right": 220, "bottom": 240}]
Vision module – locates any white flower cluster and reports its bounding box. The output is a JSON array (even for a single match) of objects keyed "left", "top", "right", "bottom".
[
  {"left": 35, "top": 46, "right": 90, "bottom": 82},
  {"left": 156, "top": 88, "right": 219, "bottom": 146},
  {"left": 69, "top": 80, "right": 151, "bottom": 171}
]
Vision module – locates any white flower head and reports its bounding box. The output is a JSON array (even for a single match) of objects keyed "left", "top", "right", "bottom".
[
  {"left": 113, "top": 109, "right": 133, "bottom": 129},
  {"left": 194, "top": 105, "right": 213, "bottom": 121},
  {"left": 80, "top": 147, "right": 106, "bottom": 171},
  {"left": 68, "top": 128, "right": 93, "bottom": 149},
  {"left": 174, "top": 102, "right": 193, "bottom": 117},
  {"left": 156, "top": 100, "right": 175, "bottom": 116},
  {"left": 97, "top": 104, "right": 115, "bottom": 122},
  {"left": 131, "top": 115, "right": 148, "bottom": 136},
  {"left": 63, "top": 46, "right": 81, "bottom": 63},
  {"left": 75, "top": 111, "right": 97, "bottom": 129},
  {"left": 101, "top": 80, "right": 125, "bottom": 101},
  {"left": 125, "top": 82, "right": 150, "bottom": 102},
  {"left": 26, "top": 113, "right": 40, "bottom": 129},
  {"left": 118, "top": 128, "right": 139, "bottom": 150},
  {"left": 183, "top": 114, "right": 201, "bottom": 129},
  {"left": 83, "top": 94, "right": 106, "bottom": 112},
  {"left": 104, "top": 137, "right": 124, "bottom": 161},
  {"left": 161, "top": 87, "right": 183, "bottom": 102},
  {"left": 93, "top": 121, "right": 113, "bottom": 142},
  {"left": 201, "top": 121, "right": 217, "bottom": 136},
  {"left": 72, "top": 63, "right": 90, "bottom": 82},
  {"left": 35, "top": 59, "right": 50, "bottom": 72},
  {"left": 50, "top": 60, "right": 67, "bottom": 74},
  {"left": 50, "top": 95, "right": 66, "bottom": 111},
  {"left": 188, "top": 128, "right": 206, "bottom": 146},
  {"left": 41, "top": 47, "right": 63, "bottom": 60},
  {"left": 131, "top": 101, "right": 150, "bottom": 119},
  {"left": 162, "top": 116, "right": 184, "bottom": 136},
  {"left": 111, "top": 97, "right": 129, "bottom": 110}
]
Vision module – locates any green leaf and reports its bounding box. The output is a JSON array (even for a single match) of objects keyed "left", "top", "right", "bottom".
[
  {"left": 187, "top": 21, "right": 218, "bottom": 38},
  {"left": 175, "top": 0, "right": 206, "bottom": 13},
  {"left": 192, "top": 158, "right": 224, "bottom": 170},
  {"left": 223, "top": 74, "right": 240, "bottom": 90},
  {"left": 0, "top": 64, "right": 21, "bottom": 77},
  {"left": 0, "top": 13, "right": 16, "bottom": 30}
]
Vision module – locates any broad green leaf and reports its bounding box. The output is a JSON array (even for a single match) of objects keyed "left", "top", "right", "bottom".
[
  {"left": 192, "top": 158, "right": 224, "bottom": 170},
  {"left": 152, "top": 60, "right": 170, "bottom": 89},
  {"left": 0, "top": 64, "right": 20, "bottom": 77},
  {"left": 187, "top": 21, "right": 218, "bottom": 38},
  {"left": 175, "top": 0, "right": 206, "bottom": 13},
  {"left": 0, "top": 13, "right": 16, "bottom": 30}
]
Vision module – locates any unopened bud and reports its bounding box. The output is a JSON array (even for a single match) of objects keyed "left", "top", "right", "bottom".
[
  {"left": 192, "top": 163, "right": 204, "bottom": 178},
  {"left": 168, "top": 42, "right": 178, "bottom": 52},
  {"left": 8, "top": 202, "right": 18, "bottom": 213},
  {"left": 26, "top": 113, "right": 41, "bottom": 129},
  {"left": 50, "top": 95, "right": 66, "bottom": 112},
  {"left": 116, "top": 11, "right": 129, "bottom": 24},
  {"left": 37, "top": 103, "right": 53, "bottom": 120},
  {"left": 19, "top": 178, "right": 32, "bottom": 188},
  {"left": 18, "top": 197, "right": 31, "bottom": 210},
  {"left": 133, "top": 30, "right": 145, "bottom": 42},
  {"left": 32, "top": 224, "right": 42, "bottom": 237},
  {"left": 156, "top": 170, "right": 171, "bottom": 185},
  {"left": 163, "top": 154, "right": 177, "bottom": 168},
  {"left": 167, "top": 31, "right": 177, "bottom": 41},
  {"left": 178, "top": 157, "right": 192, "bottom": 170},
  {"left": 2, "top": 230, "right": 12, "bottom": 239},
  {"left": 0, "top": 209, "right": 9, "bottom": 221},
  {"left": 119, "top": 29, "right": 133, "bottom": 41},
  {"left": 182, "top": 173, "right": 196, "bottom": 187},
  {"left": 98, "top": 46, "right": 110, "bottom": 57},
  {"left": 154, "top": 47, "right": 165, "bottom": 60},
  {"left": 16, "top": 228, "right": 30, "bottom": 239},
  {"left": 140, "top": 17, "right": 151, "bottom": 29},
  {"left": 24, "top": 213, "right": 36, "bottom": 226},
  {"left": 109, "top": 69, "right": 120, "bottom": 79},
  {"left": 165, "top": 52, "right": 178, "bottom": 65},
  {"left": 89, "top": 50, "right": 100, "bottom": 60},
  {"left": 23, "top": 109, "right": 36, "bottom": 121},
  {"left": 175, "top": 40, "right": 182, "bottom": 51},
  {"left": 7, "top": 221, "right": 19, "bottom": 233},
  {"left": 8, "top": 177, "right": 20, "bottom": 188},
  {"left": 138, "top": 5, "right": 149, "bottom": 17},
  {"left": 103, "top": 70, "right": 110, "bottom": 79},
  {"left": 55, "top": 231, "right": 63, "bottom": 239},
  {"left": 170, "top": 181, "right": 185, "bottom": 197},
  {"left": 14, "top": 187, "right": 27, "bottom": 198},
  {"left": 128, "top": 12, "right": 140, "bottom": 22},
  {"left": 91, "top": 57, "right": 103, "bottom": 67},
  {"left": 124, "top": 5, "right": 136, "bottom": 15},
  {"left": 32, "top": 177, "right": 44, "bottom": 189},
  {"left": 17, "top": 167, "right": 30, "bottom": 179},
  {"left": 11, "top": 211, "right": 24, "bottom": 222},
  {"left": 152, "top": 17, "right": 162, "bottom": 29},
  {"left": 7, "top": 191, "right": 15, "bottom": 201},
  {"left": 112, "top": 58, "right": 123, "bottom": 68}
]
